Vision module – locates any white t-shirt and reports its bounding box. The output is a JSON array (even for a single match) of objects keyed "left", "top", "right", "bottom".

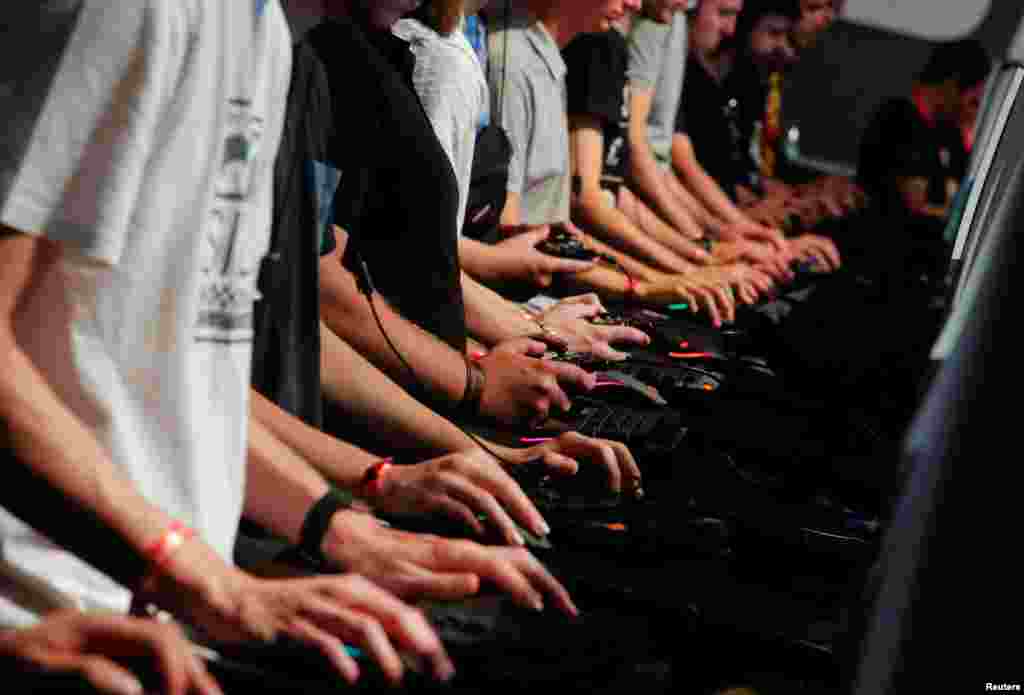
[
  {"left": 0, "top": 0, "right": 291, "bottom": 625},
  {"left": 393, "top": 17, "right": 489, "bottom": 236}
]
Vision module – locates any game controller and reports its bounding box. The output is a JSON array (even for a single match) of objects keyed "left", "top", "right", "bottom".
[{"left": 535, "top": 227, "right": 601, "bottom": 261}]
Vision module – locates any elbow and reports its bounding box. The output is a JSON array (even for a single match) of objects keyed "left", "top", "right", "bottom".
[{"left": 318, "top": 263, "right": 370, "bottom": 332}]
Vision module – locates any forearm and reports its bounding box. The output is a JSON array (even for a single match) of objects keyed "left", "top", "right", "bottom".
[
  {"left": 574, "top": 191, "right": 692, "bottom": 274},
  {"left": 319, "top": 323, "right": 478, "bottom": 460},
  {"left": 251, "top": 387, "right": 376, "bottom": 491},
  {"left": 244, "top": 416, "right": 332, "bottom": 545},
  {"left": 0, "top": 339, "right": 172, "bottom": 571},
  {"left": 319, "top": 236, "right": 466, "bottom": 405},
  {"left": 560, "top": 263, "right": 635, "bottom": 300},
  {"left": 673, "top": 135, "right": 748, "bottom": 226},
  {"left": 577, "top": 232, "right": 663, "bottom": 282},
  {"left": 462, "top": 273, "right": 537, "bottom": 346},
  {"left": 459, "top": 237, "right": 508, "bottom": 285}
]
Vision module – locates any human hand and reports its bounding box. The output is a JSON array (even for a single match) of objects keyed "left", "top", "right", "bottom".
[
  {"left": 140, "top": 544, "right": 452, "bottom": 685},
  {"left": 0, "top": 611, "right": 221, "bottom": 695},
  {"left": 788, "top": 234, "right": 841, "bottom": 272},
  {"left": 538, "top": 294, "right": 651, "bottom": 361},
  {"left": 497, "top": 430, "right": 643, "bottom": 498},
  {"left": 713, "top": 220, "right": 787, "bottom": 253},
  {"left": 701, "top": 264, "right": 775, "bottom": 305},
  {"left": 493, "top": 227, "right": 595, "bottom": 287},
  {"left": 477, "top": 338, "right": 597, "bottom": 425},
  {"left": 324, "top": 511, "right": 577, "bottom": 617},
  {"left": 712, "top": 240, "right": 794, "bottom": 282},
  {"left": 364, "top": 450, "right": 550, "bottom": 546},
  {"left": 636, "top": 274, "right": 735, "bottom": 326}
]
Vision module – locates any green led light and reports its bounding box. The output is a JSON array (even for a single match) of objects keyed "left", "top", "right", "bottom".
[{"left": 668, "top": 303, "right": 690, "bottom": 311}]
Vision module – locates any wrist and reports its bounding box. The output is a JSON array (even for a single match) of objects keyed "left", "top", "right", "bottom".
[
  {"left": 455, "top": 353, "right": 486, "bottom": 418},
  {"left": 132, "top": 534, "right": 245, "bottom": 624},
  {"left": 356, "top": 458, "right": 394, "bottom": 500},
  {"left": 321, "top": 507, "right": 377, "bottom": 571},
  {"left": 632, "top": 279, "right": 651, "bottom": 301},
  {"left": 297, "top": 488, "right": 355, "bottom": 571}
]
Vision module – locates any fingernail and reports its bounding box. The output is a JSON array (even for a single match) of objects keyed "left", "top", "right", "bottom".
[
  {"left": 538, "top": 521, "right": 551, "bottom": 536},
  {"left": 514, "top": 530, "right": 526, "bottom": 546},
  {"left": 111, "top": 673, "right": 143, "bottom": 695},
  {"left": 531, "top": 595, "right": 545, "bottom": 611},
  {"left": 438, "top": 657, "right": 457, "bottom": 682}
]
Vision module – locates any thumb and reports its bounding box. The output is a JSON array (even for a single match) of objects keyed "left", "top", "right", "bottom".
[
  {"left": 497, "top": 336, "right": 548, "bottom": 356},
  {"left": 519, "top": 225, "right": 552, "bottom": 245},
  {"left": 541, "top": 450, "right": 580, "bottom": 476}
]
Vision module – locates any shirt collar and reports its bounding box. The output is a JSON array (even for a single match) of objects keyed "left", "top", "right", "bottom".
[{"left": 523, "top": 17, "right": 566, "bottom": 83}]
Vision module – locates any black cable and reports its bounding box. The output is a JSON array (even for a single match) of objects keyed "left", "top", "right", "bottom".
[
  {"left": 351, "top": 5, "right": 549, "bottom": 470},
  {"left": 356, "top": 253, "right": 526, "bottom": 469}
]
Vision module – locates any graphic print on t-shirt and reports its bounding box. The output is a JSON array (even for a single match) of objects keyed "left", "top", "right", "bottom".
[
  {"left": 605, "top": 81, "right": 631, "bottom": 176},
  {"left": 197, "top": 97, "right": 266, "bottom": 344}
]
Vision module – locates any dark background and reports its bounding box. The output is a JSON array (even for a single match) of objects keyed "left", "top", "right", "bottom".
[{"left": 783, "top": 3, "right": 1024, "bottom": 173}]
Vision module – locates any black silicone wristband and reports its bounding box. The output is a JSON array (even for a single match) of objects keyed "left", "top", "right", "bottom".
[{"left": 297, "top": 488, "right": 353, "bottom": 569}]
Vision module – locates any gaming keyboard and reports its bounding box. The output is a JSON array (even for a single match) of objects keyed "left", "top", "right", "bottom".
[{"left": 561, "top": 396, "right": 689, "bottom": 457}]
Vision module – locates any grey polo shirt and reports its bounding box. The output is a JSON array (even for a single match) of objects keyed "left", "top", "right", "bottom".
[
  {"left": 488, "top": 12, "right": 571, "bottom": 225},
  {"left": 627, "top": 11, "right": 688, "bottom": 168}
]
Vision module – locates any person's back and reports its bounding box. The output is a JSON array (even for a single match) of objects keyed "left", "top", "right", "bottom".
[{"left": 0, "top": 0, "right": 291, "bottom": 623}]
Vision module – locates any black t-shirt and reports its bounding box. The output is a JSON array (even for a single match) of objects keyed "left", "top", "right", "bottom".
[
  {"left": 252, "top": 41, "right": 337, "bottom": 428},
  {"left": 858, "top": 96, "right": 968, "bottom": 217},
  {"left": 308, "top": 16, "right": 466, "bottom": 352},
  {"left": 678, "top": 55, "right": 759, "bottom": 197},
  {"left": 564, "top": 29, "right": 631, "bottom": 181}
]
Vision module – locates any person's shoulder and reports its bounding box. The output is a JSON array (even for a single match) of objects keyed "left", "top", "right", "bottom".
[
  {"left": 628, "top": 16, "right": 670, "bottom": 46},
  {"left": 307, "top": 15, "right": 363, "bottom": 59},
  {"left": 565, "top": 29, "right": 626, "bottom": 62},
  {"left": 392, "top": 17, "right": 436, "bottom": 45}
]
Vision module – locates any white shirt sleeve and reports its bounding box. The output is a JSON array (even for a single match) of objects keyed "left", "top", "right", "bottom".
[
  {"left": 1, "top": 2, "right": 181, "bottom": 266},
  {"left": 499, "top": 70, "right": 532, "bottom": 197},
  {"left": 410, "top": 33, "right": 487, "bottom": 229}
]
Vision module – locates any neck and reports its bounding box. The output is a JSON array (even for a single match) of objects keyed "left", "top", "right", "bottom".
[{"left": 524, "top": 0, "right": 573, "bottom": 47}]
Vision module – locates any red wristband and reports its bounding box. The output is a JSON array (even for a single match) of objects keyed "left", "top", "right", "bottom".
[
  {"left": 624, "top": 273, "right": 637, "bottom": 301},
  {"left": 144, "top": 520, "right": 195, "bottom": 568},
  {"left": 359, "top": 459, "right": 394, "bottom": 498}
]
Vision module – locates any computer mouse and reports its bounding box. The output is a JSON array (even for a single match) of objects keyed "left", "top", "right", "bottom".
[
  {"left": 624, "top": 362, "right": 723, "bottom": 395},
  {"left": 591, "top": 370, "right": 668, "bottom": 406}
]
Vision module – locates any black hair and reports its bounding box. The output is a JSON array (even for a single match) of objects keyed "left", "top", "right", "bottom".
[
  {"left": 735, "top": 0, "right": 801, "bottom": 44},
  {"left": 917, "top": 38, "right": 992, "bottom": 90}
]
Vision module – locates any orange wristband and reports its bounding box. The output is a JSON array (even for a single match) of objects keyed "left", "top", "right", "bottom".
[
  {"left": 359, "top": 459, "right": 394, "bottom": 498},
  {"left": 624, "top": 273, "right": 637, "bottom": 301},
  {"left": 144, "top": 521, "right": 195, "bottom": 569}
]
